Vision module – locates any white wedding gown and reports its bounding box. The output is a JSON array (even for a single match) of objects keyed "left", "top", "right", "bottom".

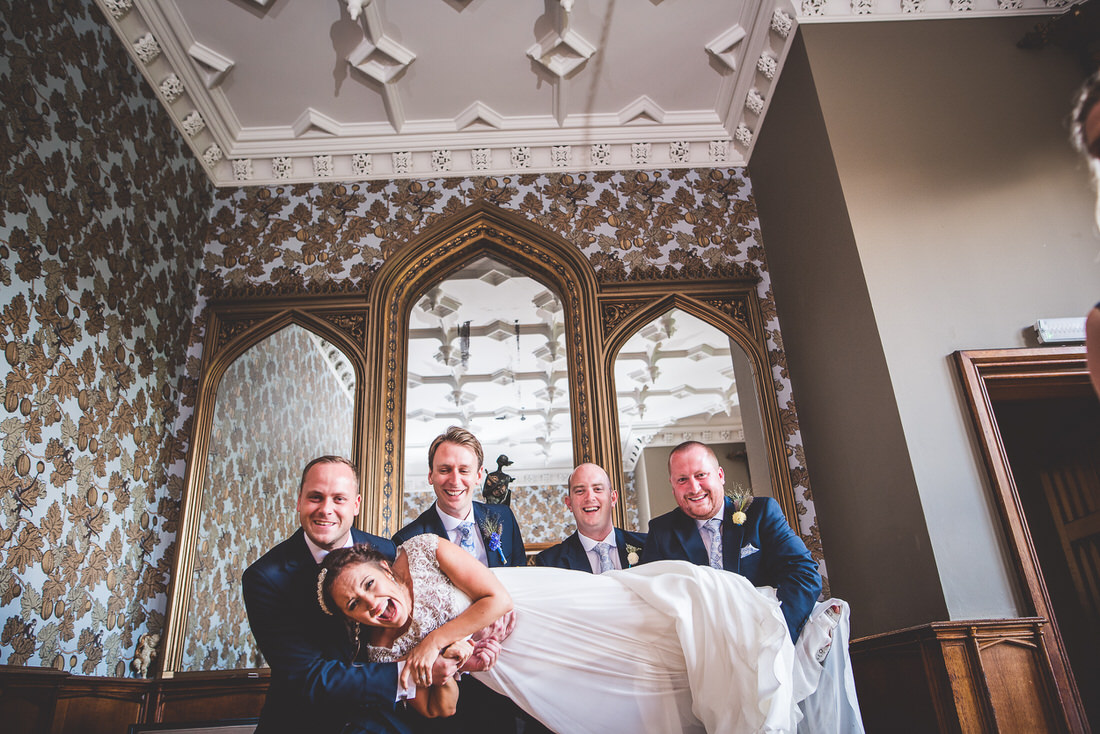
[{"left": 368, "top": 535, "right": 860, "bottom": 734}]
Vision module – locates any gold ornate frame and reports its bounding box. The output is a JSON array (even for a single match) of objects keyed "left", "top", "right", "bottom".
[{"left": 160, "top": 202, "right": 797, "bottom": 675}]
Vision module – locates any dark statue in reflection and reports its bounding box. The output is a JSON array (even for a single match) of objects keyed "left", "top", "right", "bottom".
[{"left": 483, "top": 454, "right": 516, "bottom": 505}]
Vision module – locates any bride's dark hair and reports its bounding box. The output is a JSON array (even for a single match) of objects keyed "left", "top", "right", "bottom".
[{"left": 318, "top": 543, "right": 391, "bottom": 651}]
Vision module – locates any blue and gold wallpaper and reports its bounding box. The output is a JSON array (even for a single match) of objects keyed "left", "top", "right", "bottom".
[{"left": 0, "top": 1, "right": 213, "bottom": 674}]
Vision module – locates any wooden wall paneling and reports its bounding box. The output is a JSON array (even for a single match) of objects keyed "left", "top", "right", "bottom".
[
  {"left": 978, "top": 636, "right": 1060, "bottom": 732},
  {"left": 151, "top": 671, "right": 268, "bottom": 724},
  {"left": 851, "top": 618, "right": 1061, "bottom": 733},
  {"left": 849, "top": 632, "right": 942, "bottom": 733},
  {"left": 48, "top": 676, "right": 147, "bottom": 734},
  {"left": 0, "top": 666, "right": 66, "bottom": 734}
]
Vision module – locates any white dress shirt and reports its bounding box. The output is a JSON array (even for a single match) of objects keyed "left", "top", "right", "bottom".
[{"left": 578, "top": 529, "right": 621, "bottom": 574}]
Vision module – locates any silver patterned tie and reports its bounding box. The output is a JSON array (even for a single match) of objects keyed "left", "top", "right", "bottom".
[
  {"left": 594, "top": 542, "right": 615, "bottom": 574},
  {"left": 704, "top": 518, "right": 723, "bottom": 569},
  {"left": 458, "top": 521, "right": 477, "bottom": 556}
]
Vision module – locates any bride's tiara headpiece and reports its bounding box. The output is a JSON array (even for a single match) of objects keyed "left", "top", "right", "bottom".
[{"left": 316, "top": 567, "right": 333, "bottom": 616}]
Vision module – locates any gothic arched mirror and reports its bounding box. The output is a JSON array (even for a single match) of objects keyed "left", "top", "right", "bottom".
[
  {"left": 365, "top": 206, "right": 603, "bottom": 540},
  {"left": 401, "top": 256, "right": 575, "bottom": 544},
  {"left": 163, "top": 311, "right": 365, "bottom": 674},
  {"left": 613, "top": 307, "right": 772, "bottom": 529}
]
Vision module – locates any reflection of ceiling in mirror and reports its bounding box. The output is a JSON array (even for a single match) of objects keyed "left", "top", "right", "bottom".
[
  {"left": 307, "top": 332, "right": 356, "bottom": 404},
  {"left": 404, "top": 257, "right": 572, "bottom": 488},
  {"left": 616, "top": 309, "right": 743, "bottom": 471},
  {"left": 401, "top": 265, "right": 744, "bottom": 485}
]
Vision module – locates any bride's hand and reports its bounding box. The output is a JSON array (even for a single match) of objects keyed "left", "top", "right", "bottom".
[{"left": 402, "top": 634, "right": 444, "bottom": 689}]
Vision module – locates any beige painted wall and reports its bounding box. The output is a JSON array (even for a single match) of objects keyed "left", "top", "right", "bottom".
[
  {"left": 752, "top": 35, "right": 948, "bottom": 635},
  {"left": 761, "top": 15, "right": 1097, "bottom": 628}
]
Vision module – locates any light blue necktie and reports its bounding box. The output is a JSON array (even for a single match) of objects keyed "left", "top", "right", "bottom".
[
  {"left": 457, "top": 521, "right": 477, "bottom": 556},
  {"left": 704, "top": 518, "right": 723, "bottom": 570},
  {"left": 594, "top": 542, "right": 615, "bottom": 574}
]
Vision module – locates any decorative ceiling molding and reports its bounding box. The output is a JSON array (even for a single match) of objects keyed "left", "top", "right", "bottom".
[
  {"left": 95, "top": 0, "right": 1082, "bottom": 186},
  {"left": 455, "top": 102, "right": 505, "bottom": 131},
  {"left": 795, "top": 0, "right": 1073, "bottom": 21},
  {"left": 706, "top": 25, "right": 749, "bottom": 71},
  {"left": 186, "top": 42, "right": 233, "bottom": 89},
  {"left": 291, "top": 108, "right": 341, "bottom": 138}
]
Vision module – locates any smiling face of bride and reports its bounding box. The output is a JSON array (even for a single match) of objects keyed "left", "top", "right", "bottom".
[{"left": 330, "top": 558, "right": 413, "bottom": 630}]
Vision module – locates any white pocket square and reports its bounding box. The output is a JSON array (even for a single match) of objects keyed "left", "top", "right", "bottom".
[{"left": 740, "top": 544, "right": 759, "bottom": 558}]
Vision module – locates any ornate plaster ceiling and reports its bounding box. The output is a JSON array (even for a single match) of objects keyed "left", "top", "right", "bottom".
[{"left": 97, "top": 0, "right": 1073, "bottom": 187}]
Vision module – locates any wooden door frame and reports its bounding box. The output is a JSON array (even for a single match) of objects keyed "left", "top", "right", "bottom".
[{"left": 954, "top": 346, "right": 1091, "bottom": 733}]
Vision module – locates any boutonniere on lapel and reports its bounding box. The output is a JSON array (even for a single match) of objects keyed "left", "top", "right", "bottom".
[
  {"left": 725, "top": 481, "right": 754, "bottom": 526},
  {"left": 625, "top": 544, "right": 642, "bottom": 568},
  {"left": 479, "top": 514, "right": 509, "bottom": 564}
]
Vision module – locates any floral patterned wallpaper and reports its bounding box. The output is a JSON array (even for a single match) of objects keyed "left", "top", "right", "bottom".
[
  {"left": 0, "top": 2, "right": 823, "bottom": 677},
  {"left": 0, "top": 1, "right": 213, "bottom": 674},
  {"left": 182, "top": 324, "right": 353, "bottom": 671}
]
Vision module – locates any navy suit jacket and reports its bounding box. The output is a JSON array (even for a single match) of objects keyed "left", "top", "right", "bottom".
[
  {"left": 242, "top": 527, "right": 407, "bottom": 734},
  {"left": 393, "top": 501, "right": 527, "bottom": 567},
  {"left": 641, "top": 496, "right": 821, "bottom": 640},
  {"left": 533, "top": 528, "right": 648, "bottom": 572}
]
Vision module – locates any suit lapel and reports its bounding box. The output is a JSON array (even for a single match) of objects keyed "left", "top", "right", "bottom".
[
  {"left": 425, "top": 503, "right": 448, "bottom": 538},
  {"left": 614, "top": 528, "right": 636, "bottom": 569},
  {"left": 288, "top": 531, "right": 348, "bottom": 652},
  {"left": 721, "top": 497, "right": 747, "bottom": 572},
  {"left": 565, "top": 533, "right": 590, "bottom": 571},
  {"left": 473, "top": 503, "right": 502, "bottom": 567},
  {"left": 673, "top": 510, "right": 708, "bottom": 565}
]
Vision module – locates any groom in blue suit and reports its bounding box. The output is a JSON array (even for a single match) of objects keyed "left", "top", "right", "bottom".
[
  {"left": 642, "top": 441, "right": 821, "bottom": 641},
  {"left": 393, "top": 427, "right": 528, "bottom": 734},
  {"left": 393, "top": 427, "right": 526, "bottom": 568},
  {"left": 243, "top": 456, "right": 458, "bottom": 734},
  {"left": 535, "top": 463, "right": 647, "bottom": 573}
]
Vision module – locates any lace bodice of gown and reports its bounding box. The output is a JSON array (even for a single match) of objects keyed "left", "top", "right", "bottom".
[{"left": 363, "top": 533, "right": 471, "bottom": 662}]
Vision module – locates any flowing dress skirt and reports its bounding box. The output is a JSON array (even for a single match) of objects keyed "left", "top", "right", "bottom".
[{"left": 473, "top": 561, "right": 798, "bottom": 734}]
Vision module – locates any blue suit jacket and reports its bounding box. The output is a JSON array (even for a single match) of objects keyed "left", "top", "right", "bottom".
[
  {"left": 393, "top": 501, "right": 527, "bottom": 567},
  {"left": 533, "top": 528, "right": 648, "bottom": 572},
  {"left": 641, "top": 496, "right": 821, "bottom": 640},
  {"left": 242, "top": 527, "right": 408, "bottom": 734}
]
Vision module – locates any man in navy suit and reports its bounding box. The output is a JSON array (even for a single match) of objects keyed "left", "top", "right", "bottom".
[
  {"left": 534, "top": 463, "right": 647, "bottom": 573},
  {"left": 641, "top": 441, "right": 822, "bottom": 641},
  {"left": 243, "top": 456, "right": 459, "bottom": 734},
  {"left": 393, "top": 427, "right": 528, "bottom": 734},
  {"left": 393, "top": 427, "right": 526, "bottom": 568}
]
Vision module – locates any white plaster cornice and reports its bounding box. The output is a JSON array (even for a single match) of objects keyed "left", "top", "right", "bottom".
[{"left": 95, "top": 0, "right": 1081, "bottom": 186}]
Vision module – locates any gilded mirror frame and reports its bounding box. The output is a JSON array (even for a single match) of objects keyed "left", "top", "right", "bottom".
[
  {"left": 599, "top": 284, "right": 797, "bottom": 525},
  {"left": 159, "top": 202, "right": 801, "bottom": 676},
  {"left": 365, "top": 204, "right": 604, "bottom": 536},
  {"left": 160, "top": 297, "right": 370, "bottom": 675}
]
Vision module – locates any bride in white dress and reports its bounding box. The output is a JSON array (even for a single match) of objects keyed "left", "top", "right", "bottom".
[{"left": 320, "top": 533, "right": 835, "bottom": 733}]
